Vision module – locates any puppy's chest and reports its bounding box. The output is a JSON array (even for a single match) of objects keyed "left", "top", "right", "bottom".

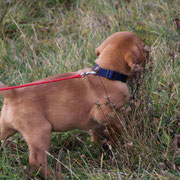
[
  {"left": 105, "top": 89, "right": 130, "bottom": 109},
  {"left": 98, "top": 95, "right": 128, "bottom": 111},
  {"left": 100, "top": 82, "right": 130, "bottom": 109}
]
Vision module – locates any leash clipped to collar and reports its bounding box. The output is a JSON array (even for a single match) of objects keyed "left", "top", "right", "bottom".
[
  {"left": 81, "top": 71, "right": 97, "bottom": 77},
  {"left": 93, "top": 64, "right": 128, "bottom": 83}
]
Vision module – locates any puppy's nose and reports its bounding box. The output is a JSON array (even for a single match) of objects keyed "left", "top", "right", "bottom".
[{"left": 143, "top": 45, "right": 151, "bottom": 52}]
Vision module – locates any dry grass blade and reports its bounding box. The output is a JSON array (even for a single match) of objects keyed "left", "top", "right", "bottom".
[
  {"left": 45, "top": 151, "right": 80, "bottom": 180},
  {"left": 55, "top": 150, "right": 63, "bottom": 180}
]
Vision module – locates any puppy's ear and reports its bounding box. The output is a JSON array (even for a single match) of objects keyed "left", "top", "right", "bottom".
[
  {"left": 95, "top": 40, "right": 108, "bottom": 56},
  {"left": 125, "top": 52, "right": 142, "bottom": 73},
  {"left": 95, "top": 48, "right": 100, "bottom": 56}
]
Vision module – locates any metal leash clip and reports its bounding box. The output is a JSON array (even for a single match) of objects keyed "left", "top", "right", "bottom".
[{"left": 81, "top": 71, "right": 97, "bottom": 77}]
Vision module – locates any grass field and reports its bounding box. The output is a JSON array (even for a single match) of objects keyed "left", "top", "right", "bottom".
[{"left": 0, "top": 0, "right": 179, "bottom": 179}]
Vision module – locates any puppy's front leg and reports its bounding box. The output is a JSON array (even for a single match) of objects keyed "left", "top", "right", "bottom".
[
  {"left": 89, "top": 101, "right": 115, "bottom": 144},
  {"left": 89, "top": 127, "right": 105, "bottom": 144},
  {"left": 90, "top": 104, "right": 125, "bottom": 145}
]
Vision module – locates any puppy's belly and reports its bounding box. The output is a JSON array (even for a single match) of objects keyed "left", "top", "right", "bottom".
[{"left": 50, "top": 116, "right": 101, "bottom": 132}]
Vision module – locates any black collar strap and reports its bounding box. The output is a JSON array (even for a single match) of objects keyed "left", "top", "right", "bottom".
[{"left": 93, "top": 64, "right": 128, "bottom": 83}]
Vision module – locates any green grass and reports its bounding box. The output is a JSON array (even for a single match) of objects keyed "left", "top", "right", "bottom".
[{"left": 0, "top": 0, "right": 179, "bottom": 179}]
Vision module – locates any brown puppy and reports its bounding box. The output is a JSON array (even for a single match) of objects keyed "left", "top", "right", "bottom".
[{"left": 0, "top": 32, "right": 150, "bottom": 178}]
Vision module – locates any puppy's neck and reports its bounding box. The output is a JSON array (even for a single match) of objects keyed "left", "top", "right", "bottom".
[{"left": 95, "top": 58, "right": 132, "bottom": 77}]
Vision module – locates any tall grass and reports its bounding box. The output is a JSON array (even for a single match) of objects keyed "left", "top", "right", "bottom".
[{"left": 0, "top": 0, "right": 179, "bottom": 179}]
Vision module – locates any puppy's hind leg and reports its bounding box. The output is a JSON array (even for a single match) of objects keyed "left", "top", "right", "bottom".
[
  {"left": 22, "top": 119, "right": 53, "bottom": 179},
  {"left": 0, "top": 118, "right": 17, "bottom": 141}
]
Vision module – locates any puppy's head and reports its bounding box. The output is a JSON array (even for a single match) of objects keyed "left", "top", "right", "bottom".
[{"left": 95, "top": 32, "right": 150, "bottom": 76}]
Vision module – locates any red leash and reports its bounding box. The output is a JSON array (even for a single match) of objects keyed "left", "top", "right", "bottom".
[{"left": 0, "top": 74, "right": 82, "bottom": 91}]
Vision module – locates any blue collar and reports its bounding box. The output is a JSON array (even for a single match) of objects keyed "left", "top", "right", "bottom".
[{"left": 93, "top": 64, "right": 128, "bottom": 83}]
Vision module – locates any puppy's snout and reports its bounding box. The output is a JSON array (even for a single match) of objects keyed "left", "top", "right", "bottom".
[
  {"left": 143, "top": 45, "right": 151, "bottom": 52},
  {"left": 143, "top": 45, "right": 151, "bottom": 61},
  {"left": 0, "top": 128, "right": 2, "bottom": 140}
]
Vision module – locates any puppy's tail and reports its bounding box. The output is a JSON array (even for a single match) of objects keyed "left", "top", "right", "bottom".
[{"left": 0, "top": 82, "right": 13, "bottom": 97}]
